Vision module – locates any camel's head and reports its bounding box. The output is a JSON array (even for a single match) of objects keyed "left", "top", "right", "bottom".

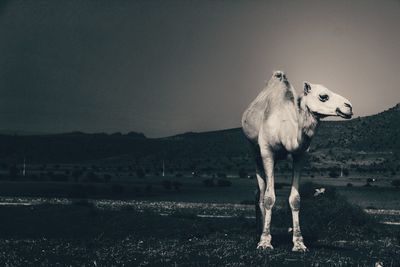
[{"left": 303, "top": 82, "right": 353, "bottom": 119}]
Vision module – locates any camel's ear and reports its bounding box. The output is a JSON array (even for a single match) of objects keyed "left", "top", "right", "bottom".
[{"left": 304, "top": 81, "right": 311, "bottom": 95}]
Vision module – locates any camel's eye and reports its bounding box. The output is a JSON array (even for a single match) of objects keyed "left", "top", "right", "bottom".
[{"left": 319, "top": 94, "right": 329, "bottom": 102}]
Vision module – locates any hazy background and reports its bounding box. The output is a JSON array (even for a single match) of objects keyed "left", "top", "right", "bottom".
[{"left": 0, "top": 0, "right": 399, "bottom": 137}]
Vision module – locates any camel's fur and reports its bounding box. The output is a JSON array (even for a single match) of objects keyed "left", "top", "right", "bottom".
[{"left": 241, "top": 71, "right": 353, "bottom": 251}]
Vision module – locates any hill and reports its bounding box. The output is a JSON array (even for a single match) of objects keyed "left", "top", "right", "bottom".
[{"left": 0, "top": 104, "right": 399, "bottom": 177}]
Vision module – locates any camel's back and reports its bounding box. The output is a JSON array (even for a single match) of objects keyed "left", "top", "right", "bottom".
[{"left": 242, "top": 74, "right": 296, "bottom": 143}]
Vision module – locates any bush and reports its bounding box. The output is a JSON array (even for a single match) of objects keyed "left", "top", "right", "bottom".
[
  {"left": 145, "top": 185, "right": 153, "bottom": 194},
  {"left": 328, "top": 170, "right": 339, "bottom": 178},
  {"left": 69, "top": 184, "right": 97, "bottom": 198},
  {"left": 85, "top": 172, "right": 101, "bottom": 183},
  {"left": 217, "top": 179, "right": 232, "bottom": 187},
  {"left": 217, "top": 172, "right": 227, "bottom": 178},
  {"left": 346, "top": 182, "right": 353, "bottom": 187},
  {"left": 343, "top": 169, "right": 350, "bottom": 176},
  {"left": 104, "top": 174, "right": 112, "bottom": 183},
  {"left": 275, "top": 182, "right": 291, "bottom": 190},
  {"left": 136, "top": 169, "right": 145, "bottom": 178},
  {"left": 238, "top": 168, "right": 247, "bottom": 178},
  {"left": 202, "top": 178, "right": 215, "bottom": 187},
  {"left": 71, "top": 199, "right": 95, "bottom": 208},
  {"left": 240, "top": 200, "right": 254, "bottom": 205},
  {"left": 391, "top": 179, "right": 400, "bottom": 188},
  {"left": 51, "top": 173, "right": 68, "bottom": 182},
  {"left": 271, "top": 182, "right": 377, "bottom": 242},
  {"left": 72, "top": 169, "right": 83, "bottom": 182},
  {"left": 172, "top": 181, "right": 182, "bottom": 191},
  {"left": 9, "top": 165, "right": 18, "bottom": 180},
  {"left": 111, "top": 184, "right": 124, "bottom": 194},
  {"left": 162, "top": 180, "right": 172, "bottom": 190},
  {"left": 366, "top": 178, "right": 374, "bottom": 183}
]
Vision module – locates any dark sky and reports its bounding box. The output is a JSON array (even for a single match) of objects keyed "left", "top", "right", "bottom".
[{"left": 1, "top": 0, "right": 399, "bottom": 137}]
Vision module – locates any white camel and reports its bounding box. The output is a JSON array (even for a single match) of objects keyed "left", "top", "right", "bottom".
[{"left": 241, "top": 71, "right": 353, "bottom": 252}]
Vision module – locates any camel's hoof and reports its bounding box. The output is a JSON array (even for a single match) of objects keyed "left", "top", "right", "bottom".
[
  {"left": 292, "top": 242, "right": 308, "bottom": 252},
  {"left": 257, "top": 241, "right": 274, "bottom": 250}
]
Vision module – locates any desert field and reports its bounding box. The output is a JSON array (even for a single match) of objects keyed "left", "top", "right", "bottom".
[{"left": 0, "top": 175, "right": 398, "bottom": 266}]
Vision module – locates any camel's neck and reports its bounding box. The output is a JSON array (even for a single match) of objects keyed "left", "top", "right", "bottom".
[{"left": 297, "top": 96, "right": 319, "bottom": 139}]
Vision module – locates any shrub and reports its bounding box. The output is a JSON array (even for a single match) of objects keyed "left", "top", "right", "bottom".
[
  {"left": 72, "top": 169, "right": 83, "bottom": 182},
  {"left": 217, "top": 179, "right": 232, "bottom": 187},
  {"left": 203, "top": 178, "right": 215, "bottom": 187},
  {"left": 238, "top": 168, "right": 247, "bottom": 178},
  {"left": 328, "top": 170, "right": 339, "bottom": 178},
  {"left": 9, "top": 165, "right": 18, "bottom": 180},
  {"left": 136, "top": 169, "right": 145, "bottom": 178},
  {"left": 69, "top": 184, "right": 96, "bottom": 198},
  {"left": 343, "top": 169, "right": 350, "bottom": 176},
  {"left": 346, "top": 182, "right": 353, "bottom": 187},
  {"left": 275, "top": 182, "right": 291, "bottom": 189},
  {"left": 85, "top": 172, "right": 101, "bottom": 183},
  {"left": 391, "top": 179, "right": 400, "bottom": 188},
  {"left": 71, "top": 199, "right": 95, "bottom": 208},
  {"left": 217, "top": 172, "right": 227, "bottom": 178},
  {"left": 51, "top": 173, "right": 68, "bottom": 182},
  {"left": 271, "top": 182, "right": 377, "bottom": 242},
  {"left": 111, "top": 184, "right": 124, "bottom": 194},
  {"left": 172, "top": 181, "right": 182, "bottom": 191},
  {"left": 162, "top": 180, "right": 172, "bottom": 190},
  {"left": 240, "top": 200, "right": 254, "bottom": 205},
  {"left": 104, "top": 174, "right": 112, "bottom": 183},
  {"left": 145, "top": 185, "right": 153, "bottom": 194}
]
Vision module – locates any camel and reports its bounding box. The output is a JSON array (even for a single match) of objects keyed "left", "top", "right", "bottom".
[{"left": 241, "top": 71, "right": 353, "bottom": 252}]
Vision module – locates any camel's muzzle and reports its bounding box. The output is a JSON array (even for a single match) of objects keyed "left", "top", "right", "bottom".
[{"left": 336, "top": 108, "right": 353, "bottom": 119}]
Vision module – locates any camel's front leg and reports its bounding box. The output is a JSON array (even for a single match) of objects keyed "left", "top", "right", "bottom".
[
  {"left": 289, "top": 155, "right": 308, "bottom": 252},
  {"left": 257, "top": 149, "right": 275, "bottom": 250}
]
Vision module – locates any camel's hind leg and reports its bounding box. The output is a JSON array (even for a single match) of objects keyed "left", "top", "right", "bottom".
[{"left": 289, "top": 155, "right": 308, "bottom": 252}]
